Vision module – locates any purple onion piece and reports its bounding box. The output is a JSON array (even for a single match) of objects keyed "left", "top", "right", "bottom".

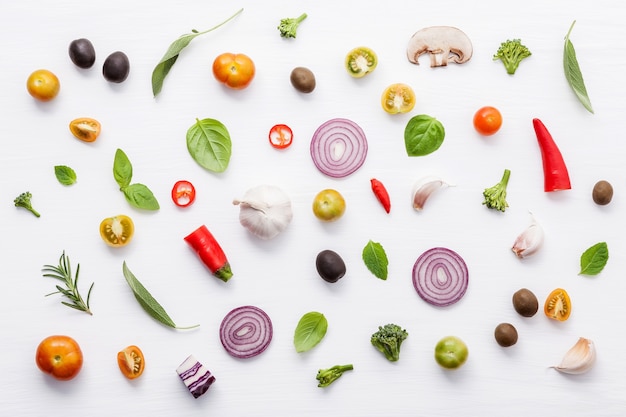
[{"left": 412, "top": 247, "right": 469, "bottom": 307}]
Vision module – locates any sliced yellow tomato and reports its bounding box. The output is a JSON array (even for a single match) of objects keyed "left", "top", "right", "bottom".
[
  {"left": 381, "top": 83, "right": 416, "bottom": 114},
  {"left": 544, "top": 288, "right": 571, "bottom": 321},
  {"left": 69, "top": 118, "right": 101, "bottom": 142},
  {"left": 99, "top": 215, "right": 134, "bottom": 247},
  {"left": 345, "top": 46, "right": 377, "bottom": 78}
]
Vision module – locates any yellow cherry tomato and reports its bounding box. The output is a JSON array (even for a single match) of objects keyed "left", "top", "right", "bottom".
[
  {"left": 99, "top": 215, "right": 134, "bottom": 247},
  {"left": 381, "top": 83, "right": 416, "bottom": 114},
  {"left": 69, "top": 118, "right": 101, "bottom": 142},
  {"left": 26, "top": 69, "right": 60, "bottom": 102}
]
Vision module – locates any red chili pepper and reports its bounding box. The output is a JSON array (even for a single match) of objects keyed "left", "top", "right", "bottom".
[
  {"left": 532, "top": 118, "right": 571, "bottom": 192},
  {"left": 370, "top": 178, "right": 391, "bottom": 213},
  {"left": 184, "top": 225, "right": 233, "bottom": 282},
  {"left": 268, "top": 124, "right": 293, "bottom": 149}
]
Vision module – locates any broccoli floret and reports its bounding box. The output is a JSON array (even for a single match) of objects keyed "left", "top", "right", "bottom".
[
  {"left": 14, "top": 191, "right": 40, "bottom": 217},
  {"left": 482, "top": 169, "right": 511, "bottom": 212},
  {"left": 277, "top": 13, "right": 307, "bottom": 38},
  {"left": 370, "top": 323, "right": 408, "bottom": 362},
  {"left": 315, "top": 364, "right": 353, "bottom": 387},
  {"left": 493, "top": 39, "right": 532, "bottom": 75}
]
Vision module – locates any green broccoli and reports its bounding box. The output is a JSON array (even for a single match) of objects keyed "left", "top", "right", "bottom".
[
  {"left": 370, "top": 323, "right": 408, "bottom": 362},
  {"left": 493, "top": 39, "right": 532, "bottom": 75},
  {"left": 482, "top": 169, "right": 511, "bottom": 212},
  {"left": 277, "top": 13, "right": 307, "bottom": 38},
  {"left": 315, "top": 364, "right": 353, "bottom": 387},
  {"left": 14, "top": 191, "right": 40, "bottom": 217}
]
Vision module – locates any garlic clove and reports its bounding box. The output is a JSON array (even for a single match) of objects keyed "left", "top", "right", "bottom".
[
  {"left": 511, "top": 213, "right": 544, "bottom": 258},
  {"left": 233, "top": 185, "right": 293, "bottom": 240},
  {"left": 552, "top": 337, "right": 596, "bottom": 375},
  {"left": 412, "top": 176, "right": 451, "bottom": 211}
]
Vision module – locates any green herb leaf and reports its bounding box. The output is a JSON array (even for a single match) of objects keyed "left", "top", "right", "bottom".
[
  {"left": 404, "top": 114, "right": 445, "bottom": 156},
  {"left": 54, "top": 165, "right": 77, "bottom": 185},
  {"left": 113, "top": 148, "right": 133, "bottom": 188},
  {"left": 122, "top": 183, "right": 160, "bottom": 211},
  {"left": 579, "top": 242, "right": 608, "bottom": 276},
  {"left": 122, "top": 262, "right": 199, "bottom": 329},
  {"left": 362, "top": 240, "right": 389, "bottom": 280},
  {"left": 294, "top": 311, "right": 328, "bottom": 353},
  {"left": 186, "top": 118, "right": 232, "bottom": 173},
  {"left": 564, "top": 20, "right": 594, "bottom": 114},
  {"left": 152, "top": 8, "right": 243, "bottom": 97},
  {"left": 42, "top": 251, "right": 93, "bottom": 315}
]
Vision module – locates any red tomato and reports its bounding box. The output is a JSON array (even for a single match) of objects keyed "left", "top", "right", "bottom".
[
  {"left": 35, "top": 335, "right": 83, "bottom": 381},
  {"left": 117, "top": 345, "right": 145, "bottom": 379},
  {"left": 269, "top": 124, "right": 293, "bottom": 149},
  {"left": 171, "top": 180, "right": 196, "bottom": 207},
  {"left": 473, "top": 106, "right": 503, "bottom": 136},
  {"left": 212, "top": 53, "right": 255, "bottom": 90}
]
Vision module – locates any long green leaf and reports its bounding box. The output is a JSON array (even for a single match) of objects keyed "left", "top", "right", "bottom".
[
  {"left": 294, "top": 312, "right": 328, "bottom": 353},
  {"left": 113, "top": 148, "right": 133, "bottom": 188},
  {"left": 563, "top": 20, "right": 594, "bottom": 113}
]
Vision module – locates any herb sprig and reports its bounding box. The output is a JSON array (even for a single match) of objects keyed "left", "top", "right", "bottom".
[
  {"left": 42, "top": 251, "right": 94, "bottom": 315},
  {"left": 564, "top": 20, "right": 594, "bottom": 113},
  {"left": 113, "top": 149, "right": 160, "bottom": 210}
]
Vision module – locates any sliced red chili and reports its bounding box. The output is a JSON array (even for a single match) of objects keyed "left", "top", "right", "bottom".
[
  {"left": 269, "top": 124, "right": 293, "bottom": 149},
  {"left": 171, "top": 180, "right": 196, "bottom": 207},
  {"left": 370, "top": 178, "right": 391, "bottom": 213}
]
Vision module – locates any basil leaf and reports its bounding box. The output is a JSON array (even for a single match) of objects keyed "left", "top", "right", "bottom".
[
  {"left": 404, "top": 114, "right": 445, "bottom": 156},
  {"left": 362, "top": 240, "right": 389, "bottom": 280},
  {"left": 186, "top": 118, "right": 232, "bottom": 173},
  {"left": 294, "top": 311, "right": 328, "bottom": 353},
  {"left": 564, "top": 20, "right": 594, "bottom": 114},
  {"left": 122, "top": 183, "right": 160, "bottom": 211},
  {"left": 579, "top": 242, "right": 608, "bottom": 276},
  {"left": 113, "top": 148, "right": 132, "bottom": 188},
  {"left": 54, "top": 165, "right": 77, "bottom": 185}
]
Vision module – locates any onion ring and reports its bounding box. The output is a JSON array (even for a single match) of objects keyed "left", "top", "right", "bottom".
[
  {"left": 219, "top": 305, "right": 273, "bottom": 359},
  {"left": 412, "top": 247, "right": 469, "bottom": 307},
  {"left": 310, "top": 118, "right": 368, "bottom": 178}
]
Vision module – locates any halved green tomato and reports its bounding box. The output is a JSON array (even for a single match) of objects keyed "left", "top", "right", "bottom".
[
  {"left": 381, "top": 83, "right": 416, "bottom": 114},
  {"left": 345, "top": 46, "right": 378, "bottom": 78}
]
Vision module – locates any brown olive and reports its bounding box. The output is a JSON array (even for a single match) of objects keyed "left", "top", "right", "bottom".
[
  {"left": 103, "top": 51, "right": 130, "bottom": 83},
  {"left": 290, "top": 67, "right": 316, "bottom": 93},
  {"left": 592, "top": 180, "right": 613, "bottom": 205},
  {"left": 69, "top": 38, "right": 96, "bottom": 69},
  {"left": 494, "top": 323, "right": 518, "bottom": 347},
  {"left": 315, "top": 250, "right": 346, "bottom": 283},
  {"left": 512, "top": 288, "right": 538, "bottom": 317}
]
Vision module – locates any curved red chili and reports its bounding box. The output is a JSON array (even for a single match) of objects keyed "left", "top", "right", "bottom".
[
  {"left": 370, "top": 178, "right": 391, "bottom": 213},
  {"left": 532, "top": 118, "right": 571, "bottom": 192},
  {"left": 184, "top": 225, "right": 233, "bottom": 282}
]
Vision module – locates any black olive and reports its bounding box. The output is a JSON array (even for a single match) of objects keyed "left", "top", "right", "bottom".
[
  {"left": 290, "top": 67, "right": 316, "bottom": 93},
  {"left": 315, "top": 250, "right": 346, "bottom": 283},
  {"left": 494, "top": 323, "right": 518, "bottom": 347},
  {"left": 69, "top": 38, "right": 96, "bottom": 69},
  {"left": 103, "top": 51, "right": 130, "bottom": 83}
]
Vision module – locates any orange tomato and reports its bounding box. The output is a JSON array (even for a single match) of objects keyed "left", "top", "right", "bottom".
[
  {"left": 35, "top": 335, "right": 83, "bottom": 381},
  {"left": 26, "top": 69, "right": 60, "bottom": 102},
  {"left": 99, "top": 215, "right": 134, "bottom": 247},
  {"left": 69, "top": 118, "right": 101, "bottom": 142},
  {"left": 544, "top": 288, "right": 571, "bottom": 321},
  {"left": 117, "top": 345, "right": 145, "bottom": 379},
  {"left": 212, "top": 53, "right": 255, "bottom": 90},
  {"left": 473, "top": 106, "right": 502, "bottom": 136}
]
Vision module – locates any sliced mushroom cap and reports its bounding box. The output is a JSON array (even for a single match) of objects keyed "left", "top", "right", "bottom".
[{"left": 407, "top": 26, "right": 473, "bottom": 67}]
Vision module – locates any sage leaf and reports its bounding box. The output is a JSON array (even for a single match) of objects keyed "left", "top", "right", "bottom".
[
  {"left": 294, "top": 311, "right": 328, "bottom": 353},
  {"left": 187, "top": 118, "right": 232, "bottom": 173},
  {"left": 122, "top": 262, "right": 199, "bottom": 329},
  {"left": 122, "top": 183, "right": 160, "bottom": 211},
  {"left": 113, "top": 148, "right": 133, "bottom": 188},
  {"left": 579, "top": 242, "right": 608, "bottom": 276},
  {"left": 362, "top": 240, "right": 389, "bottom": 280},
  {"left": 54, "top": 165, "right": 77, "bottom": 185},
  {"left": 564, "top": 20, "right": 594, "bottom": 114},
  {"left": 152, "top": 8, "right": 243, "bottom": 97},
  {"left": 404, "top": 114, "right": 445, "bottom": 156}
]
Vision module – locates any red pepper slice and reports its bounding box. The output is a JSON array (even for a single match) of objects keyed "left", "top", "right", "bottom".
[
  {"left": 532, "top": 118, "right": 571, "bottom": 192},
  {"left": 171, "top": 180, "right": 196, "bottom": 207},
  {"left": 184, "top": 225, "right": 233, "bottom": 282},
  {"left": 269, "top": 124, "right": 293, "bottom": 149},
  {"left": 370, "top": 178, "right": 391, "bottom": 213}
]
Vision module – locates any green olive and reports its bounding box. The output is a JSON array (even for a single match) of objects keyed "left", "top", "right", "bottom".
[
  {"left": 290, "top": 67, "right": 316, "bottom": 93},
  {"left": 494, "top": 323, "right": 518, "bottom": 347},
  {"left": 512, "top": 288, "right": 538, "bottom": 317},
  {"left": 592, "top": 180, "right": 613, "bottom": 205}
]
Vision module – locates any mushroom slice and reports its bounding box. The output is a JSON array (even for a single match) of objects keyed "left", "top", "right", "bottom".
[{"left": 407, "top": 26, "right": 473, "bottom": 67}]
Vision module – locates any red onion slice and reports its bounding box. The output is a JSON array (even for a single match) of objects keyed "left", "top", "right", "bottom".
[
  {"left": 219, "top": 305, "right": 273, "bottom": 359},
  {"left": 412, "top": 247, "right": 469, "bottom": 307},
  {"left": 310, "top": 118, "right": 368, "bottom": 178}
]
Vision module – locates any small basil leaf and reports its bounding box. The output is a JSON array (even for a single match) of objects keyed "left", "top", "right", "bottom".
[
  {"left": 54, "top": 165, "right": 77, "bottom": 185},
  {"left": 579, "top": 242, "right": 608, "bottom": 276},
  {"left": 186, "top": 118, "right": 232, "bottom": 173},
  {"left": 404, "top": 114, "right": 445, "bottom": 156},
  {"left": 113, "top": 148, "right": 133, "bottom": 188},
  {"left": 294, "top": 311, "right": 328, "bottom": 353},
  {"left": 362, "top": 240, "right": 389, "bottom": 280},
  {"left": 122, "top": 183, "right": 160, "bottom": 211},
  {"left": 563, "top": 20, "right": 594, "bottom": 114}
]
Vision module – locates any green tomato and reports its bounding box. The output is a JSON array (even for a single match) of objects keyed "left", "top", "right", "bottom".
[
  {"left": 434, "top": 336, "right": 468, "bottom": 369},
  {"left": 312, "top": 189, "right": 346, "bottom": 222},
  {"left": 345, "top": 46, "right": 378, "bottom": 78}
]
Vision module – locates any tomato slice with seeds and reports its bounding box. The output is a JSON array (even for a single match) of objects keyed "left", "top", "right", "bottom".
[
  {"left": 269, "top": 124, "right": 293, "bottom": 149},
  {"left": 345, "top": 46, "right": 378, "bottom": 78},
  {"left": 171, "top": 180, "right": 196, "bottom": 207},
  {"left": 544, "top": 288, "right": 571, "bottom": 321},
  {"left": 381, "top": 83, "right": 416, "bottom": 114},
  {"left": 69, "top": 117, "right": 101, "bottom": 142},
  {"left": 99, "top": 215, "right": 134, "bottom": 247},
  {"left": 117, "top": 345, "right": 145, "bottom": 379}
]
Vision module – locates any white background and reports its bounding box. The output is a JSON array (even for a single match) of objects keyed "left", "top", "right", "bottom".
[{"left": 2, "top": 1, "right": 625, "bottom": 416}]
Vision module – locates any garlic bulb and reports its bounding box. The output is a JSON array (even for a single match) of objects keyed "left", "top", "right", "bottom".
[
  {"left": 233, "top": 185, "right": 293, "bottom": 240},
  {"left": 511, "top": 213, "right": 544, "bottom": 258},
  {"left": 412, "top": 176, "right": 451, "bottom": 211},
  {"left": 552, "top": 337, "right": 596, "bottom": 375}
]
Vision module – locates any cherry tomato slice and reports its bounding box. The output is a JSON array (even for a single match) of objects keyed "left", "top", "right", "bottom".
[
  {"left": 268, "top": 124, "right": 293, "bottom": 149},
  {"left": 69, "top": 117, "right": 101, "bottom": 142},
  {"left": 171, "top": 180, "right": 196, "bottom": 207},
  {"left": 345, "top": 46, "right": 378, "bottom": 78},
  {"left": 381, "top": 83, "right": 416, "bottom": 114},
  {"left": 544, "top": 288, "right": 571, "bottom": 321},
  {"left": 117, "top": 345, "right": 145, "bottom": 379},
  {"left": 99, "top": 215, "right": 134, "bottom": 247}
]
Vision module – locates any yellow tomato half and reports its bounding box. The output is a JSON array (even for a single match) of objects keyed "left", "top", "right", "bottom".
[
  {"left": 381, "top": 83, "right": 416, "bottom": 114},
  {"left": 99, "top": 215, "right": 134, "bottom": 247}
]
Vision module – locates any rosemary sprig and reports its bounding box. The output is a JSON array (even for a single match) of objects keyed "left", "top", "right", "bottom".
[{"left": 42, "top": 251, "right": 94, "bottom": 315}]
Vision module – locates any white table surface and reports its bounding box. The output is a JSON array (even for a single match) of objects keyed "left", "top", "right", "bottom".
[{"left": 3, "top": 1, "right": 625, "bottom": 416}]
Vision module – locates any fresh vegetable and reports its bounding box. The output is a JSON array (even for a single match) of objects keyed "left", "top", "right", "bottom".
[
  {"left": 316, "top": 364, "right": 353, "bottom": 387},
  {"left": 212, "top": 52, "right": 255, "bottom": 90},
  {"left": 268, "top": 124, "right": 294, "bottom": 149},
  {"left": 176, "top": 355, "right": 216, "bottom": 398},
  {"left": 380, "top": 83, "right": 415, "bottom": 114},
  {"left": 362, "top": 240, "right": 388, "bottom": 280},
  {"left": 171, "top": 180, "right": 196, "bottom": 208},
  {"left": 579, "top": 242, "right": 608, "bottom": 276},
  {"left": 35, "top": 335, "right": 83, "bottom": 381},
  {"left": 232, "top": 185, "right": 293, "bottom": 239},
  {"left": 293, "top": 311, "right": 328, "bottom": 353},
  {"left": 412, "top": 176, "right": 451, "bottom": 211},
  {"left": 494, "top": 323, "right": 518, "bottom": 347},
  {"left": 186, "top": 118, "right": 232, "bottom": 173},
  {"left": 482, "top": 168, "right": 511, "bottom": 212},
  {"left": 151, "top": 8, "right": 243, "bottom": 96},
  {"left": 14, "top": 191, "right": 40, "bottom": 217},
  {"left": 473, "top": 106, "right": 502, "bottom": 136},
  {"left": 315, "top": 250, "right": 346, "bottom": 283},
  {"left": 117, "top": 345, "right": 145, "bottom": 380},
  {"left": 592, "top": 180, "right": 613, "bottom": 205},
  {"left": 290, "top": 67, "right": 316, "bottom": 93},
  {"left": 42, "top": 251, "right": 94, "bottom": 315},
  {"left": 99, "top": 214, "right": 134, "bottom": 247},
  {"left": 69, "top": 117, "right": 101, "bottom": 142},
  {"left": 511, "top": 213, "right": 544, "bottom": 258},
  {"left": 551, "top": 337, "right": 596, "bottom": 374},
  {"left": 492, "top": 39, "right": 531, "bottom": 75},
  {"left": 122, "top": 262, "right": 199, "bottom": 329},
  {"left": 26, "top": 69, "right": 60, "bottom": 101},
  {"left": 113, "top": 149, "right": 160, "bottom": 210},
  {"left": 312, "top": 189, "right": 346, "bottom": 222},
  {"left": 345, "top": 46, "right": 378, "bottom": 78},
  {"left": 370, "top": 324, "right": 408, "bottom": 362},
  {"left": 370, "top": 178, "right": 390, "bottom": 213},
  {"left": 310, "top": 118, "right": 368, "bottom": 178},
  {"left": 404, "top": 114, "right": 445, "bottom": 156},
  {"left": 564, "top": 21, "right": 594, "bottom": 113},
  {"left": 544, "top": 288, "right": 571, "bottom": 321},
  {"left": 219, "top": 305, "right": 273, "bottom": 359},
  {"left": 68, "top": 38, "right": 96, "bottom": 69},
  {"left": 532, "top": 118, "right": 571, "bottom": 192},
  {"left": 434, "top": 336, "right": 468, "bottom": 369},
  {"left": 512, "top": 288, "right": 539, "bottom": 317},
  {"left": 412, "top": 247, "right": 469, "bottom": 307},
  {"left": 407, "top": 26, "right": 473, "bottom": 67},
  {"left": 54, "top": 165, "right": 77, "bottom": 185},
  {"left": 184, "top": 225, "right": 233, "bottom": 281},
  {"left": 277, "top": 13, "right": 308, "bottom": 38},
  {"left": 102, "top": 51, "right": 130, "bottom": 83}
]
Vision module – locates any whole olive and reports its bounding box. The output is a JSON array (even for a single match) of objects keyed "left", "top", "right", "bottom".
[
  {"left": 290, "top": 67, "right": 316, "bottom": 93},
  {"left": 494, "top": 323, "right": 518, "bottom": 347},
  {"left": 512, "top": 288, "right": 539, "bottom": 317},
  {"left": 592, "top": 180, "right": 613, "bottom": 205},
  {"left": 315, "top": 250, "right": 346, "bottom": 283},
  {"left": 69, "top": 38, "right": 96, "bottom": 69},
  {"left": 103, "top": 51, "right": 130, "bottom": 83}
]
